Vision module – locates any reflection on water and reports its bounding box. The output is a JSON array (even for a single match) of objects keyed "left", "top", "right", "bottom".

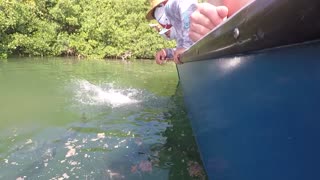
[{"left": 0, "top": 58, "right": 206, "bottom": 180}]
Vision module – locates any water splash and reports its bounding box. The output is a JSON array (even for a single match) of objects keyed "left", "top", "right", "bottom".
[{"left": 72, "top": 80, "right": 140, "bottom": 108}]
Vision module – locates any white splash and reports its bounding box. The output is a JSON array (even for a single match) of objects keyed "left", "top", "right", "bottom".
[
  {"left": 91, "top": 133, "right": 105, "bottom": 142},
  {"left": 73, "top": 80, "right": 140, "bottom": 107},
  {"left": 65, "top": 148, "right": 76, "bottom": 158}
]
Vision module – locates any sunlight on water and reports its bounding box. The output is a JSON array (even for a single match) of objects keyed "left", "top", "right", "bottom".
[{"left": 72, "top": 79, "right": 140, "bottom": 108}]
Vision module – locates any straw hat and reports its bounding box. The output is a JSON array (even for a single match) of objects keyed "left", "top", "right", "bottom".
[{"left": 146, "top": 0, "right": 167, "bottom": 20}]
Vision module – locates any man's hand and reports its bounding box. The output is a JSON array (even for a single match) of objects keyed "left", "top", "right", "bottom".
[
  {"left": 189, "top": 3, "right": 228, "bottom": 42},
  {"left": 155, "top": 49, "right": 167, "bottom": 65},
  {"left": 173, "top": 48, "right": 185, "bottom": 64}
]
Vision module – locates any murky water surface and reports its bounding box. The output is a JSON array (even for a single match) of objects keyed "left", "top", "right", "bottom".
[{"left": 0, "top": 58, "right": 206, "bottom": 180}]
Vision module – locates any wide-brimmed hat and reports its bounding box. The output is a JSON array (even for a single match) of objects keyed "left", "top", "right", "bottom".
[{"left": 146, "top": 0, "right": 167, "bottom": 20}]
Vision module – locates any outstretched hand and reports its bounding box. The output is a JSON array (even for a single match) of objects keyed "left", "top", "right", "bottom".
[
  {"left": 173, "top": 48, "right": 185, "bottom": 64},
  {"left": 155, "top": 49, "right": 167, "bottom": 65},
  {"left": 189, "top": 3, "right": 228, "bottom": 42}
]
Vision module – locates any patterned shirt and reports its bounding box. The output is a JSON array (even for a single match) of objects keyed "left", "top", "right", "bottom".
[
  {"left": 165, "top": 0, "right": 197, "bottom": 49},
  {"left": 164, "top": 48, "right": 176, "bottom": 59}
]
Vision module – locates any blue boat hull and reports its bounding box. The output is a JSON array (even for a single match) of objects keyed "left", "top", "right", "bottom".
[{"left": 178, "top": 41, "right": 320, "bottom": 179}]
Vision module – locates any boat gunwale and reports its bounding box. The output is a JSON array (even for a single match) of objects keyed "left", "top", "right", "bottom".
[{"left": 181, "top": 0, "right": 320, "bottom": 63}]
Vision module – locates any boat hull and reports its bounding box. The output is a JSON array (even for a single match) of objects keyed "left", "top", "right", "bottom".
[{"left": 177, "top": 41, "right": 320, "bottom": 179}]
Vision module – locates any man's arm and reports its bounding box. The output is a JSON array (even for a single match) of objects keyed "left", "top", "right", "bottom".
[
  {"left": 155, "top": 48, "right": 175, "bottom": 65},
  {"left": 164, "top": 48, "right": 175, "bottom": 59},
  {"left": 165, "top": 0, "right": 197, "bottom": 49}
]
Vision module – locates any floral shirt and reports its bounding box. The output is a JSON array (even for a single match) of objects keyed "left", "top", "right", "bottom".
[
  {"left": 165, "top": 0, "right": 197, "bottom": 49},
  {"left": 164, "top": 48, "right": 175, "bottom": 59}
]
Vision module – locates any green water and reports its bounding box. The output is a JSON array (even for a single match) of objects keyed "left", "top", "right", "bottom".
[{"left": 0, "top": 58, "right": 206, "bottom": 180}]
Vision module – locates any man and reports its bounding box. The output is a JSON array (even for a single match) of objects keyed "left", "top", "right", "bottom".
[
  {"left": 146, "top": 0, "right": 197, "bottom": 64},
  {"left": 189, "top": 0, "right": 254, "bottom": 42}
]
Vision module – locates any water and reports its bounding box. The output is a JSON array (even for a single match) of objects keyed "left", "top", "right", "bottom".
[{"left": 0, "top": 58, "right": 206, "bottom": 180}]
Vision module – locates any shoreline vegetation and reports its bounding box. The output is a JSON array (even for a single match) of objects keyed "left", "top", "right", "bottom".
[{"left": 0, "top": 0, "right": 175, "bottom": 60}]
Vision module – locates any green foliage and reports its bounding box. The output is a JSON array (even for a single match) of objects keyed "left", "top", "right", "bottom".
[{"left": 0, "top": 0, "right": 175, "bottom": 59}]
